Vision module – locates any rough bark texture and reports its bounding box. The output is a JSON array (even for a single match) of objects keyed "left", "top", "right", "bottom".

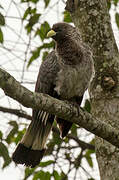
[{"left": 66, "top": 0, "right": 119, "bottom": 179}]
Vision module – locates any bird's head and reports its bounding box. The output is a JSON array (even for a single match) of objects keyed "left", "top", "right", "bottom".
[{"left": 47, "top": 22, "right": 75, "bottom": 42}]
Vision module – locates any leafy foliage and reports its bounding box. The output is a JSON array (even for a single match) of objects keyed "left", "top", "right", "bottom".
[
  {"left": 0, "top": 12, "right": 5, "bottom": 26},
  {"left": 0, "top": 142, "right": 11, "bottom": 168},
  {"left": 84, "top": 149, "right": 95, "bottom": 168},
  {"left": 35, "top": 21, "right": 51, "bottom": 41},
  {"left": 27, "top": 41, "right": 54, "bottom": 67},
  {"left": 0, "top": 28, "right": 3, "bottom": 43},
  {"left": 115, "top": 13, "right": 119, "bottom": 28},
  {"left": 33, "top": 170, "right": 51, "bottom": 180},
  {"left": 23, "top": 7, "right": 37, "bottom": 20},
  {"left": 24, "top": 167, "right": 36, "bottom": 179},
  {"left": 84, "top": 99, "right": 91, "bottom": 113},
  {"left": 6, "top": 121, "right": 18, "bottom": 144},
  {"left": 21, "top": 0, "right": 39, "bottom": 3},
  {"left": 25, "top": 13, "right": 41, "bottom": 34},
  {"left": 39, "top": 160, "right": 54, "bottom": 167},
  {"left": 44, "top": 0, "right": 50, "bottom": 8},
  {"left": 13, "top": 128, "right": 26, "bottom": 144},
  {"left": 0, "top": 12, "right": 5, "bottom": 43},
  {"left": 113, "top": 0, "right": 119, "bottom": 6},
  {"left": 63, "top": 11, "right": 72, "bottom": 23},
  {"left": 0, "top": 130, "right": 3, "bottom": 140}
]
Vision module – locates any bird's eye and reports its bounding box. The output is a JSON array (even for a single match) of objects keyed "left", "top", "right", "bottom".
[{"left": 54, "top": 27, "right": 62, "bottom": 33}]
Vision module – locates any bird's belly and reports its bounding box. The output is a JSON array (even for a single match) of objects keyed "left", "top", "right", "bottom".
[{"left": 55, "top": 66, "right": 89, "bottom": 99}]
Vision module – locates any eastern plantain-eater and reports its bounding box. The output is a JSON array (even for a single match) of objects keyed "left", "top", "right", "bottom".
[{"left": 12, "top": 22, "right": 94, "bottom": 167}]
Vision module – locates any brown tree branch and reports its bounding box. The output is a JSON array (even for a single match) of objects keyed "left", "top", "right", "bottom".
[
  {"left": 0, "top": 106, "right": 32, "bottom": 120},
  {"left": 67, "top": 134, "right": 94, "bottom": 150},
  {"left": 0, "top": 68, "right": 119, "bottom": 148},
  {"left": 0, "top": 105, "right": 94, "bottom": 150}
]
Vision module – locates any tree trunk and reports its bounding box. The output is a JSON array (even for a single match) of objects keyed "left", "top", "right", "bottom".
[{"left": 66, "top": 0, "right": 119, "bottom": 179}]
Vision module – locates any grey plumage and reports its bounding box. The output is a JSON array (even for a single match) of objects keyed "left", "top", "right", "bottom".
[{"left": 12, "top": 22, "right": 94, "bottom": 167}]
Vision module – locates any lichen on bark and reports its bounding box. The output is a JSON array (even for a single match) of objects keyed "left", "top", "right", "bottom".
[{"left": 66, "top": 0, "right": 119, "bottom": 179}]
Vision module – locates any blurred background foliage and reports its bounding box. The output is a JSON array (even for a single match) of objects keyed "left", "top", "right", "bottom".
[{"left": 0, "top": 0, "right": 119, "bottom": 179}]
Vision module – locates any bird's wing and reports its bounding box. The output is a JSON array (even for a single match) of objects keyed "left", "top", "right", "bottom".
[{"left": 12, "top": 51, "right": 60, "bottom": 167}]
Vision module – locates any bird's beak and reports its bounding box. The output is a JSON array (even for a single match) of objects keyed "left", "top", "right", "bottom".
[{"left": 47, "top": 30, "right": 56, "bottom": 38}]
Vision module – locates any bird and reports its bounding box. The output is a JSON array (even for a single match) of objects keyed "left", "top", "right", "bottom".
[{"left": 12, "top": 22, "right": 94, "bottom": 168}]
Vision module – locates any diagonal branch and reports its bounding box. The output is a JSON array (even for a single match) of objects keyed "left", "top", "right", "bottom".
[
  {"left": 0, "top": 68, "right": 119, "bottom": 148},
  {"left": 0, "top": 105, "right": 95, "bottom": 150}
]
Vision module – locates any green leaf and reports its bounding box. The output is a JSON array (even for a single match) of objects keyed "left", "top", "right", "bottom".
[
  {"left": 0, "top": 12, "right": 5, "bottom": 26},
  {"left": 0, "top": 142, "right": 11, "bottom": 168},
  {"left": 0, "top": 5, "right": 4, "bottom": 9},
  {"left": 46, "top": 141, "right": 55, "bottom": 156},
  {"left": 0, "top": 28, "right": 3, "bottom": 43},
  {"left": 84, "top": 149, "right": 95, "bottom": 168},
  {"left": 35, "top": 21, "right": 50, "bottom": 41},
  {"left": 115, "top": 13, "right": 119, "bottom": 28},
  {"left": 8, "top": 120, "right": 18, "bottom": 128},
  {"left": 90, "top": 138, "right": 95, "bottom": 145},
  {"left": 71, "top": 123, "right": 78, "bottom": 136},
  {"left": 30, "top": 7, "right": 37, "bottom": 14},
  {"left": 53, "top": 130, "right": 62, "bottom": 146},
  {"left": 14, "top": 129, "right": 25, "bottom": 144},
  {"left": 21, "top": 0, "right": 39, "bottom": 3},
  {"left": 44, "top": 172, "right": 51, "bottom": 180},
  {"left": 107, "top": 0, "right": 111, "bottom": 10},
  {"left": 42, "top": 51, "right": 49, "bottom": 61},
  {"left": 27, "top": 41, "right": 54, "bottom": 67},
  {"left": 39, "top": 160, "right": 54, "bottom": 167},
  {"left": 44, "top": 0, "right": 50, "bottom": 8},
  {"left": 6, "top": 121, "right": 18, "bottom": 144},
  {"left": 86, "top": 149, "right": 95, "bottom": 155},
  {"left": 61, "top": 171, "right": 68, "bottom": 180},
  {"left": 25, "top": 13, "right": 41, "bottom": 33},
  {"left": 65, "top": 153, "right": 71, "bottom": 161},
  {"left": 63, "top": 11, "right": 72, "bottom": 23},
  {"left": 30, "top": 0, "right": 39, "bottom": 3},
  {"left": 84, "top": 99, "right": 91, "bottom": 113},
  {"left": 0, "top": 130, "right": 3, "bottom": 140},
  {"left": 29, "top": 13, "right": 41, "bottom": 26},
  {"left": 25, "top": 24, "right": 32, "bottom": 34},
  {"left": 33, "top": 170, "right": 51, "bottom": 180},
  {"left": 23, "top": 7, "right": 31, "bottom": 20},
  {"left": 53, "top": 170, "right": 61, "bottom": 180},
  {"left": 23, "top": 7, "right": 36, "bottom": 20},
  {"left": 24, "top": 167, "right": 35, "bottom": 179},
  {"left": 107, "top": 1, "right": 111, "bottom": 10},
  {"left": 28, "top": 48, "right": 40, "bottom": 66},
  {"left": 85, "top": 154, "right": 93, "bottom": 168},
  {"left": 114, "top": 0, "right": 118, "bottom": 6}
]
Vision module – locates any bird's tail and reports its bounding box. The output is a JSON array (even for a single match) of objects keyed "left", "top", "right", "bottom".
[
  {"left": 56, "top": 118, "right": 72, "bottom": 138},
  {"left": 56, "top": 96, "right": 83, "bottom": 138},
  {"left": 12, "top": 111, "right": 54, "bottom": 168}
]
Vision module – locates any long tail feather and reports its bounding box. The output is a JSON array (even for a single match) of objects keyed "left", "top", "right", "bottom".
[{"left": 12, "top": 111, "right": 54, "bottom": 167}]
